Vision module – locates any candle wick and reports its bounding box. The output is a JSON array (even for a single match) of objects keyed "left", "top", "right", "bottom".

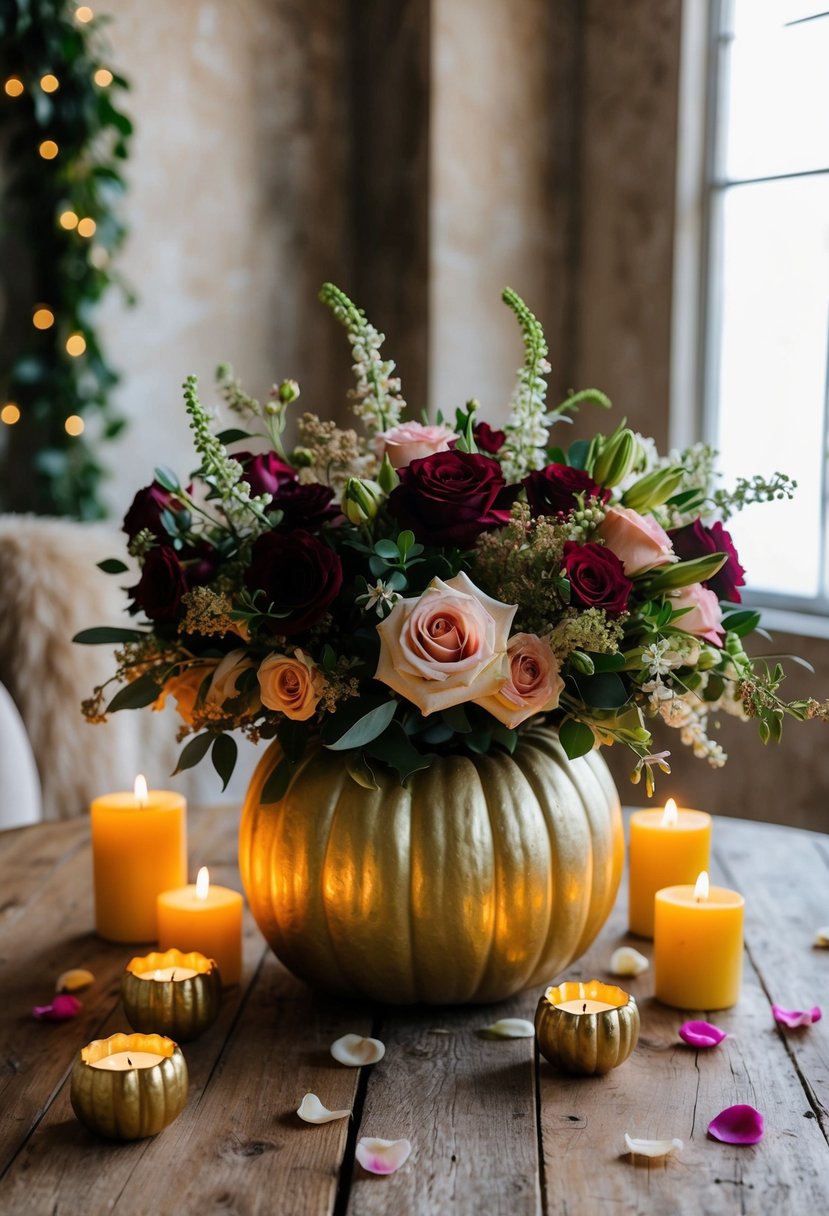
[
  {"left": 127, "top": 1057, "right": 133, "bottom": 1067},
  {"left": 582, "top": 1002, "right": 587, "bottom": 1013},
  {"left": 171, "top": 971, "right": 176, "bottom": 982}
]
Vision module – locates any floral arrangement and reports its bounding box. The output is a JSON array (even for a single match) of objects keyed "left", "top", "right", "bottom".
[{"left": 77, "top": 284, "right": 826, "bottom": 800}]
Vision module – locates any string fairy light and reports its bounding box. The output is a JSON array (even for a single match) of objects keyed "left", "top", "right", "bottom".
[
  {"left": 40, "top": 74, "right": 59, "bottom": 93},
  {"left": 66, "top": 334, "right": 87, "bottom": 357},
  {"left": 32, "top": 307, "right": 55, "bottom": 330},
  {"left": 59, "top": 210, "right": 79, "bottom": 230},
  {"left": 64, "top": 415, "right": 85, "bottom": 436},
  {"left": 77, "top": 217, "right": 97, "bottom": 238},
  {"left": 38, "top": 139, "right": 59, "bottom": 159},
  {"left": 4, "top": 77, "right": 24, "bottom": 98},
  {"left": 93, "top": 68, "right": 112, "bottom": 87},
  {"left": 1, "top": 403, "right": 21, "bottom": 426},
  {"left": 75, "top": 6, "right": 94, "bottom": 23}
]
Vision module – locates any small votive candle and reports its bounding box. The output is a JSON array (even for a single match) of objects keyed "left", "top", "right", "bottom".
[
  {"left": 70, "top": 1032, "right": 188, "bottom": 1140},
  {"left": 628, "top": 798, "right": 711, "bottom": 938},
  {"left": 91, "top": 774, "right": 187, "bottom": 942},
  {"left": 654, "top": 871, "right": 744, "bottom": 1010},
  {"left": 122, "top": 948, "right": 223, "bottom": 1041},
  {"left": 157, "top": 867, "right": 243, "bottom": 986},
  {"left": 535, "top": 980, "right": 640, "bottom": 1075}
]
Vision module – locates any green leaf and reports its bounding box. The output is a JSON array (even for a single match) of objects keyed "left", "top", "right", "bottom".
[
  {"left": 373, "top": 539, "right": 400, "bottom": 560},
  {"left": 365, "top": 722, "right": 434, "bottom": 782},
  {"left": 323, "top": 700, "right": 398, "bottom": 751},
  {"left": 464, "top": 727, "right": 492, "bottom": 754},
  {"left": 216, "top": 428, "right": 254, "bottom": 445},
  {"left": 277, "top": 719, "right": 307, "bottom": 767},
  {"left": 567, "top": 439, "right": 591, "bottom": 470},
  {"left": 106, "top": 673, "right": 160, "bottom": 712},
  {"left": 97, "top": 557, "right": 129, "bottom": 575},
  {"left": 586, "top": 652, "right": 627, "bottom": 673},
  {"left": 643, "top": 553, "right": 727, "bottom": 592},
  {"left": 491, "top": 723, "right": 518, "bottom": 754},
  {"left": 211, "top": 733, "right": 237, "bottom": 792},
  {"left": 154, "top": 465, "right": 180, "bottom": 492},
  {"left": 441, "top": 704, "right": 472, "bottom": 734},
  {"left": 576, "top": 672, "right": 629, "bottom": 710},
  {"left": 558, "top": 718, "right": 595, "bottom": 760},
  {"left": 173, "top": 733, "right": 213, "bottom": 775},
  {"left": 397, "top": 530, "right": 416, "bottom": 556},
  {"left": 262, "top": 758, "right": 292, "bottom": 803},
  {"left": 73, "top": 626, "right": 147, "bottom": 645},
  {"left": 322, "top": 644, "right": 337, "bottom": 673},
  {"left": 722, "top": 609, "right": 761, "bottom": 638},
  {"left": 345, "top": 752, "right": 379, "bottom": 790}
]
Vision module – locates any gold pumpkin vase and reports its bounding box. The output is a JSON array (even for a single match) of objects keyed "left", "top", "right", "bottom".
[{"left": 239, "top": 725, "right": 624, "bottom": 1005}]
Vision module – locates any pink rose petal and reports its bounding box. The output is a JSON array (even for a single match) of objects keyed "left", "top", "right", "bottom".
[
  {"left": 772, "top": 1004, "right": 822, "bottom": 1028},
  {"left": 355, "top": 1137, "right": 412, "bottom": 1175},
  {"left": 679, "top": 1020, "right": 728, "bottom": 1049},
  {"left": 707, "top": 1104, "right": 764, "bottom": 1145},
  {"left": 32, "top": 994, "right": 82, "bottom": 1021}
]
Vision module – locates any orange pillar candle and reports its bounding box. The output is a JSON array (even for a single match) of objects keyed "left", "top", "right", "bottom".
[
  {"left": 654, "top": 871, "right": 744, "bottom": 1010},
  {"left": 157, "top": 867, "right": 243, "bottom": 986},
  {"left": 628, "top": 798, "right": 711, "bottom": 937},
  {"left": 91, "top": 776, "right": 187, "bottom": 943}
]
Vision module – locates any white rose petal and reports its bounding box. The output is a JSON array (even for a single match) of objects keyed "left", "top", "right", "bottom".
[
  {"left": 330, "top": 1033, "right": 386, "bottom": 1066},
  {"left": 609, "top": 947, "right": 650, "bottom": 977},
  {"left": 624, "top": 1133, "right": 683, "bottom": 1158},
  {"left": 356, "top": 1136, "right": 412, "bottom": 1175},
  {"left": 479, "top": 1018, "right": 536, "bottom": 1039},
  {"left": 297, "top": 1093, "right": 351, "bottom": 1124}
]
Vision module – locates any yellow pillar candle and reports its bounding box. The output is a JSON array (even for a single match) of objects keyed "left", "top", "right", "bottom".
[
  {"left": 628, "top": 798, "right": 711, "bottom": 937},
  {"left": 91, "top": 775, "right": 187, "bottom": 943},
  {"left": 157, "top": 867, "right": 243, "bottom": 986},
  {"left": 654, "top": 871, "right": 744, "bottom": 1010}
]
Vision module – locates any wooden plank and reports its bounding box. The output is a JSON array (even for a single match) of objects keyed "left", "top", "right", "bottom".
[
  {"left": 538, "top": 817, "right": 829, "bottom": 1215},
  {"left": 0, "top": 818, "right": 87, "bottom": 932},
  {"left": 345, "top": 992, "right": 542, "bottom": 1216},
  {"left": 0, "top": 953, "right": 371, "bottom": 1216}
]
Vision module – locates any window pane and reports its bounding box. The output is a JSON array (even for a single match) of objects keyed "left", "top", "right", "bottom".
[
  {"left": 712, "top": 175, "right": 829, "bottom": 597},
  {"left": 724, "top": 3, "right": 829, "bottom": 179}
]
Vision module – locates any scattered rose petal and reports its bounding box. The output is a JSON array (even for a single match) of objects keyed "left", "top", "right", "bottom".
[
  {"left": 32, "top": 994, "right": 82, "bottom": 1021},
  {"left": 55, "top": 968, "right": 95, "bottom": 993},
  {"left": 814, "top": 926, "right": 829, "bottom": 948},
  {"left": 679, "top": 1020, "right": 728, "bottom": 1048},
  {"left": 355, "top": 1137, "right": 412, "bottom": 1175},
  {"left": 609, "top": 947, "right": 650, "bottom": 977},
  {"left": 330, "top": 1033, "right": 385, "bottom": 1066},
  {"left": 479, "top": 1018, "right": 535, "bottom": 1039},
  {"left": 624, "top": 1133, "right": 683, "bottom": 1158},
  {"left": 707, "top": 1104, "right": 764, "bottom": 1145},
  {"left": 296, "top": 1093, "right": 351, "bottom": 1124},
  {"left": 772, "top": 1004, "right": 822, "bottom": 1028}
]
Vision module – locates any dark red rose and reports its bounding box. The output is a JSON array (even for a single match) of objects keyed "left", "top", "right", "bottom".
[
  {"left": 182, "top": 541, "right": 219, "bottom": 588},
  {"left": 232, "top": 451, "right": 297, "bottom": 498},
  {"left": 244, "top": 529, "right": 343, "bottom": 635},
  {"left": 524, "top": 463, "right": 610, "bottom": 518},
  {"left": 272, "top": 481, "right": 338, "bottom": 531},
  {"left": 668, "top": 519, "right": 746, "bottom": 603},
  {"left": 473, "top": 421, "right": 506, "bottom": 455},
  {"left": 561, "top": 541, "right": 633, "bottom": 615},
  {"left": 128, "top": 546, "right": 188, "bottom": 622},
  {"left": 122, "top": 481, "right": 185, "bottom": 540},
  {"left": 388, "top": 450, "right": 515, "bottom": 547}
]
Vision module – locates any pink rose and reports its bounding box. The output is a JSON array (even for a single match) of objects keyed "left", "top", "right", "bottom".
[
  {"left": 377, "top": 421, "right": 457, "bottom": 469},
  {"left": 597, "top": 506, "right": 675, "bottom": 576},
  {"left": 668, "top": 583, "right": 724, "bottom": 646},
  {"left": 374, "top": 572, "right": 516, "bottom": 715},
  {"left": 258, "top": 649, "right": 324, "bottom": 720},
  {"left": 475, "top": 633, "right": 564, "bottom": 729}
]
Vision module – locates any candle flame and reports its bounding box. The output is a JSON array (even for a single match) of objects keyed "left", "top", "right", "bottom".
[
  {"left": 196, "top": 866, "right": 210, "bottom": 900},
  {"left": 133, "top": 774, "right": 148, "bottom": 805},
  {"left": 661, "top": 798, "right": 678, "bottom": 828},
  {"left": 694, "top": 871, "right": 710, "bottom": 901}
]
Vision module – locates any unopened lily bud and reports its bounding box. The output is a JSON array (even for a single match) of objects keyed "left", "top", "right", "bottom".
[
  {"left": 621, "top": 465, "right": 685, "bottom": 512},
  {"left": 277, "top": 379, "right": 300, "bottom": 404},
  {"left": 342, "top": 477, "right": 384, "bottom": 525},
  {"left": 696, "top": 643, "right": 722, "bottom": 671},
  {"left": 290, "top": 446, "right": 314, "bottom": 468},
  {"left": 593, "top": 428, "right": 637, "bottom": 488}
]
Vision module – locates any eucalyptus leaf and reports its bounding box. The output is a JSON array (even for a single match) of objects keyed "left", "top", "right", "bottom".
[
  {"left": 173, "top": 732, "right": 213, "bottom": 775},
  {"left": 323, "top": 700, "right": 398, "bottom": 751},
  {"left": 106, "top": 673, "right": 160, "bottom": 712},
  {"left": 211, "top": 733, "right": 238, "bottom": 792},
  {"left": 73, "top": 626, "right": 147, "bottom": 645},
  {"left": 154, "top": 465, "right": 180, "bottom": 492},
  {"left": 96, "top": 558, "right": 129, "bottom": 575},
  {"left": 345, "top": 752, "right": 379, "bottom": 790}
]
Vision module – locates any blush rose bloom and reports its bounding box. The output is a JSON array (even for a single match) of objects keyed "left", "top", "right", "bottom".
[
  {"left": 475, "top": 633, "right": 564, "bottom": 729},
  {"left": 205, "top": 650, "right": 260, "bottom": 709},
  {"left": 668, "top": 583, "right": 724, "bottom": 646},
  {"left": 258, "top": 649, "right": 324, "bottom": 721},
  {"left": 375, "top": 571, "right": 516, "bottom": 715},
  {"left": 597, "top": 505, "right": 676, "bottom": 576},
  {"left": 376, "top": 420, "right": 457, "bottom": 469}
]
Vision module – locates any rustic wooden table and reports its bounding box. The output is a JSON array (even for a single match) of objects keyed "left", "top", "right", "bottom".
[{"left": 1, "top": 806, "right": 827, "bottom": 1215}]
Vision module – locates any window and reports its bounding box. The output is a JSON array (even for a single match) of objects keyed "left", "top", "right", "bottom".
[{"left": 701, "top": 0, "right": 829, "bottom": 616}]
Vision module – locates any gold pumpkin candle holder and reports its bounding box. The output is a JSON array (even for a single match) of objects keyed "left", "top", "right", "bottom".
[
  {"left": 535, "top": 979, "right": 640, "bottom": 1076},
  {"left": 122, "top": 948, "right": 222, "bottom": 1041},
  {"left": 70, "top": 1032, "right": 188, "bottom": 1140}
]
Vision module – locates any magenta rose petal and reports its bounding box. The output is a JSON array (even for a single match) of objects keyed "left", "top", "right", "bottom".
[
  {"left": 707, "top": 1104, "right": 764, "bottom": 1145},
  {"left": 32, "top": 994, "right": 82, "bottom": 1021},
  {"left": 772, "top": 1004, "right": 822, "bottom": 1028},
  {"left": 678, "top": 1020, "right": 728, "bottom": 1048}
]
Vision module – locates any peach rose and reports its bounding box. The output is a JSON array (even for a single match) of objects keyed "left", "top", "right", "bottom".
[
  {"left": 597, "top": 505, "right": 675, "bottom": 576},
  {"left": 205, "top": 649, "right": 259, "bottom": 708},
  {"left": 668, "top": 583, "right": 723, "bottom": 646},
  {"left": 258, "top": 649, "right": 324, "bottom": 720},
  {"left": 157, "top": 663, "right": 218, "bottom": 725},
  {"left": 375, "top": 571, "right": 516, "bottom": 715},
  {"left": 475, "top": 633, "right": 565, "bottom": 729},
  {"left": 377, "top": 421, "right": 457, "bottom": 469}
]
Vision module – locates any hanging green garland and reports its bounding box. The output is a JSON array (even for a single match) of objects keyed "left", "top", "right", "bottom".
[{"left": 0, "top": 0, "right": 132, "bottom": 518}]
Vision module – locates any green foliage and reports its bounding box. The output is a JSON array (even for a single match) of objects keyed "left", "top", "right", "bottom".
[{"left": 0, "top": 0, "right": 133, "bottom": 518}]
